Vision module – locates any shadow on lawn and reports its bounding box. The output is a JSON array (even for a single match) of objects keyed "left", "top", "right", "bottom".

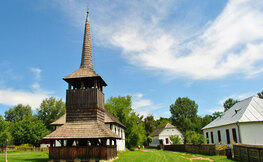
[{"left": 22, "top": 159, "right": 48, "bottom": 162}]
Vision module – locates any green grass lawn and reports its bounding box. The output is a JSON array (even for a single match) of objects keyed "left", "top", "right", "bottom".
[
  {"left": 116, "top": 148, "right": 235, "bottom": 162},
  {"left": 0, "top": 150, "right": 48, "bottom": 162},
  {"left": 0, "top": 148, "right": 234, "bottom": 162}
]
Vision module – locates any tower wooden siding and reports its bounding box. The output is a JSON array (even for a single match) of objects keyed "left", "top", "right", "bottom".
[{"left": 66, "top": 88, "right": 105, "bottom": 123}]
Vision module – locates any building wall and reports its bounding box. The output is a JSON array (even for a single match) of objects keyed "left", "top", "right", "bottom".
[
  {"left": 149, "top": 128, "right": 183, "bottom": 147},
  {"left": 105, "top": 123, "right": 125, "bottom": 151},
  {"left": 149, "top": 136, "right": 159, "bottom": 147},
  {"left": 203, "top": 124, "right": 240, "bottom": 146},
  {"left": 239, "top": 122, "right": 263, "bottom": 145}
]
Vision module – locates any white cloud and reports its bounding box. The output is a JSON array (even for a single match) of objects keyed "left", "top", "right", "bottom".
[
  {"left": 54, "top": 0, "right": 263, "bottom": 80},
  {"left": 208, "top": 91, "right": 257, "bottom": 113},
  {"left": 30, "top": 67, "right": 42, "bottom": 81},
  {"left": 131, "top": 93, "right": 164, "bottom": 117},
  {"left": 0, "top": 88, "right": 52, "bottom": 109},
  {"left": 0, "top": 67, "right": 53, "bottom": 109},
  {"left": 208, "top": 107, "right": 224, "bottom": 113},
  {"left": 219, "top": 92, "right": 256, "bottom": 105}
]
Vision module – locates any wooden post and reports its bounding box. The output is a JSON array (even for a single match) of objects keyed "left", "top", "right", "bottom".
[
  {"left": 81, "top": 80, "right": 84, "bottom": 89},
  {"left": 5, "top": 140, "right": 7, "bottom": 161}
]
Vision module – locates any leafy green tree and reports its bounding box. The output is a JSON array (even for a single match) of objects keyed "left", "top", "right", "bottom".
[
  {"left": 185, "top": 131, "right": 205, "bottom": 145},
  {"left": 4, "top": 104, "right": 32, "bottom": 122},
  {"left": 37, "top": 97, "right": 65, "bottom": 130},
  {"left": 258, "top": 91, "right": 263, "bottom": 99},
  {"left": 105, "top": 96, "right": 146, "bottom": 149},
  {"left": 0, "top": 131, "right": 12, "bottom": 147},
  {"left": 0, "top": 116, "right": 12, "bottom": 147},
  {"left": 194, "top": 116, "right": 203, "bottom": 134},
  {"left": 169, "top": 135, "right": 182, "bottom": 144},
  {"left": 143, "top": 115, "right": 157, "bottom": 136},
  {"left": 211, "top": 111, "right": 223, "bottom": 120},
  {"left": 223, "top": 98, "right": 239, "bottom": 112},
  {"left": 146, "top": 136, "right": 153, "bottom": 146},
  {"left": 170, "top": 97, "right": 198, "bottom": 134},
  {"left": 12, "top": 116, "right": 50, "bottom": 146},
  {"left": 155, "top": 117, "right": 172, "bottom": 128},
  {"left": 0, "top": 115, "right": 4, "bottom": 131},
  {"left": 105, "top": 96, "right": 132, "bottom": 124},
  {"left": 201, "top": 115, "right": 212, "bottom": 128}
]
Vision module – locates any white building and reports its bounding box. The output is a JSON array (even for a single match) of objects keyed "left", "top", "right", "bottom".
[
  {"left": 49, "top": 108, "right": 126, "bottom": 151},
  {"left": 202, "top": 96, "right": 263, "bottom": 146},
  {"left": 149, "top": 123, "right": 183, "bottom": 147}
]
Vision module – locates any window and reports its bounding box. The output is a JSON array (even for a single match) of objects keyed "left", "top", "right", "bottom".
[
  {"left": 232, "top": 128, "right": 237, "bottom": 143},
  {"left": 166, "top": 138, "right": 169, "bottom": 144},
  {"left": 226, "top": 129, "right": 230, "bottom": 144},
  {"left": 206, "top": 132, "right": 209, "bottom": 144},
  {"left": 110, "top": 124, "right": 112, "bottom": 130},
  {"left": 217, "top": 130, "right": 221, "bottom": 143},
  {"left": 115, "top": 128, "right": 116, "bottom": 134},
  {"left": 210, "top": 132, "right": 214, "bottom": 143}
]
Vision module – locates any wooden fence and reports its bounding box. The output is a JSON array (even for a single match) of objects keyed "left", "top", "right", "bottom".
[
  {"left": 49, "top": 145, "right": 117, "bottom": 161},
  {"left": 164, "top": 144, "right": 216, "bottom": 155},
  {"left": 233, "top": 143, "right": 263, "bottom": 162},
  {"left": 0, "top": 146, "right": 48, "bottom": 152}
]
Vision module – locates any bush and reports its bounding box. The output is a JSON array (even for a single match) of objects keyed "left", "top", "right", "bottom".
[
  {"left": 169, "top": 135, "right": 182, "bottom": 144},
  {"left": 185, "top": 131, "right": 205, "bottom": 145},
  {"left": 0, "top": 131, "right": 12, "bottom": 147},
  {"left": 147, "top": 136, "right": 153, "bottom": 145}
]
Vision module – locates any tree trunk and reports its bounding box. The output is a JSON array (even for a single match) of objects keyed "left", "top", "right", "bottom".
[{"left": 5, "top": 139, "right": 8, "bottom": 162}]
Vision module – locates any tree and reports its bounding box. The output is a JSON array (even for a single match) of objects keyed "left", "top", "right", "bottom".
[
  {"left": 37, "top": 97, "right": 65, "bottom": 130},
  {"left": 211, "top": 111, "right": 223, "bottom": 120},
  {"left": 185, "top": 131, "right": 205, "bottom": 145},
  {"left": 201, "top": 115, "right": 212, "bottom": 128},
  {"left": 170, "top": 97, "right": 198, "bottom": 134},
  {"left": 12, "top": 116, "right": 50, "bottom": 146},
  {"left": 169, "top": 135, "right": 182, "bottom": 144},
  {"left": 143, "top": 115, "right": 157, "bottom": 136},
  {"left": 0, "top": 116, "right": 12, "bottom": 147},
  {"left": 146, "top": 136, "right": 153, "bottom": 146},
  {"left": 223, "top": 98, "right": 239, "bottom": 112},
  {"left": 105, "top": 96, "right": 146, "bottom": 149},
  {"left": 258, "top": 91, "right": 263, "bottom": 99},
  {"left": 155, "top": 117, "right": 172, "bottom": 128},
  {"left": 4, "top": 104, "right": 32, "bottom": 122}
]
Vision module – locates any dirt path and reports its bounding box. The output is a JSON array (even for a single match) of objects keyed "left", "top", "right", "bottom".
[{"left": 173, "top": 152, "right": 214, "bottom": 162}]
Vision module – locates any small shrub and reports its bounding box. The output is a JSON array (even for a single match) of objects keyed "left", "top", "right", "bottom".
[
  {"left": 147, "top": 136, "right": 153, "bottom": 145},
  {"left": 169, "top": 135, "right": 182, "bottom": 144},
  {"left": 185, "top": 131, "right": 205, "bottom": 145}
]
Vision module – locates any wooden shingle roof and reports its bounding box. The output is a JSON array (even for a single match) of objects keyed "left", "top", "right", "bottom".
[
  {"left": 51, "top": 111, "right": 126, "bottom": 128},
  {"left": 43, "top": 121, "right": 121, "bottom": 140},
  {"left": 104, "top": 109, "right": 126, "bottom": 128},
  {"left": 149, "top": 123, "right": 176, "bottom": 137},
  {"left": 63, "top": 11, "right": 107, "bottom": 86},
  {"left": 50, "top": 114, "right": 65, "bottom": 126}
]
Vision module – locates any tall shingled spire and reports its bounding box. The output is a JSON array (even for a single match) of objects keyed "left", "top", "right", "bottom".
[
  {"left": 63, "top": 9, "right": 107, "bottom": 87},
  {"left": 80, "top": 8, "right": 93, "bottom": 69}
]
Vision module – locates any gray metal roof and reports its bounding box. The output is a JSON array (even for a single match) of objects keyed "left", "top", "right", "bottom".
[{"left": 202, "top": 96, "right": 263, "bottom": 130}]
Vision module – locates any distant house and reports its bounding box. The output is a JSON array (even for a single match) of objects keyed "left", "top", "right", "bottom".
[
  {"left": 202, "top": 96, "right": 263, "bottom": 145},
  {"left": 149, "top": 123, "right": 183, "bottom": 147},
  {"left": 50, "top": 108, "right": 126, "bottom": 151}
]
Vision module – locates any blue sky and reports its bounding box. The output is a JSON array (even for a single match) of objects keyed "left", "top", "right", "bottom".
[{"left": 1, "top": 0, "right": 263, "bottom": 119}]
